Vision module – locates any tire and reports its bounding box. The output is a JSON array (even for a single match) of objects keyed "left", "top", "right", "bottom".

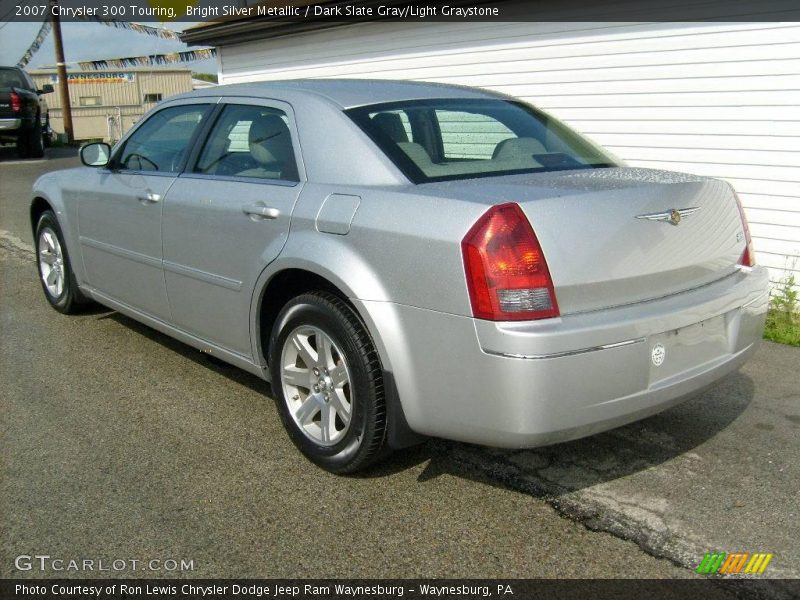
[
  {"left": 16, "top": 130, "right": 29, "bottom": 158},
  {"left": 268, "top": 292, "right": 389, "bottom": 473},
  {"left": 27, "top": 118, "right": 44, "bottom": 158},
  {"left": 34, "top": 211, "right": 89, "bottom": 314},
  {"left": 43, "top": 116, "right": 52, "bottom": 148}
]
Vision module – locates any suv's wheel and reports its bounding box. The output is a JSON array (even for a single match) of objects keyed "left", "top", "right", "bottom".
[
  {"left": 16, "top": 120, "right": 44, "bottom": 159},
  {"left": 16, "top": 129, "right": 30, "bottom": 158},
  {"left": 35, "top": 210, "right": 89, "bottom": 314},
  {"left": 43, "top": 116, "right": 52, "bottom": 148},
  {"left": 27, "top": 118, "right": 45, "bottom": 158},
  {"left": 268, "top": 292, "right": 389, "bottom": 473}
]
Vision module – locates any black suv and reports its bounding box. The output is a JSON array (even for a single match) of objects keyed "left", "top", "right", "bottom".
[{"left": 0, "top": 66, "right": 54, "bottom": 158}]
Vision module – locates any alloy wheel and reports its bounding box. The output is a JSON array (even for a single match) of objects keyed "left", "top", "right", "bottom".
[
  {"left": 280, "top": 325, "right": 353, "bottom": 446},
  {"left": 38, "top": 228, "right": 65, "bottom": 298}
]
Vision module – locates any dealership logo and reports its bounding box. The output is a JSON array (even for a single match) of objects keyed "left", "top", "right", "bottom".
[{"left": 696, "top": 552, "right": 774, "bottom": 575}]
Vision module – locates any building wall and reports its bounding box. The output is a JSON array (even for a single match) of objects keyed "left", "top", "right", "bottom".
[
  {"left": 216, "top": 20, "right": 800, "bottom": 289},
  {"left": 29, "top": 69, "right": 193, "bottom": 141}
]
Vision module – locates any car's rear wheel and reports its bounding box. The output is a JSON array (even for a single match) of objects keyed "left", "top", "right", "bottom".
[
  {"left": 35, "top": 211, "right": 89, "bottom": 314},
  {"left": 268, "top": 292, "right": 388, "bottom": 473}
]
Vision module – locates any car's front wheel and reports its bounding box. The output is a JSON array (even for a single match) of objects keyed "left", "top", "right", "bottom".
[
  {"left": 35, "top": 211, "right": 89, "bottom": 314},
  {"left": 268, "top": 292, "right": 389, "bottom": 473}
]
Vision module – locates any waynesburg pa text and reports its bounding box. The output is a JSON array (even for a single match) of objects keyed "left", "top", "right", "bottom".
[{"left": 32, "top": 583, "right": 513, "bottom": 597}]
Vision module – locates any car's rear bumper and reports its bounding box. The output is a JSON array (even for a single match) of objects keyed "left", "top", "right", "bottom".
[
  {"left": 0, "top": 118, "right": 22, "bottom": 131},
  {"left": 356, "top": 265, "right": 769, "bottom": 447}
]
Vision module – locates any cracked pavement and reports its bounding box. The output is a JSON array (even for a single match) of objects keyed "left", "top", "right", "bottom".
[
  {"left": 444, "top": 348, "right": 799, "bottom": 578},
  {"left": 1, "top": 147, "right": 798, "bottom": 589}
]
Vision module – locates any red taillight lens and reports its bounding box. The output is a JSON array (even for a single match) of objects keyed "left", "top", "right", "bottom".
[
  {"left": 734, "top": 192, "right": 755, "bottom": 267},
  {"left": 10, "top": 91, "right": 21, "bottom": 113},
  {"left": 462, "top": 202, "right": 559, "bottom": 321}
]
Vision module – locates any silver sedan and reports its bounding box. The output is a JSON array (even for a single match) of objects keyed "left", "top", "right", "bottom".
[{"left": 30, "top": 79, "right": 769, "bottom": 472}]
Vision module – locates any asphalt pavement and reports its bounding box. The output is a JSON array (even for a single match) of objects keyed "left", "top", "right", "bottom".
[{"left": 1, "top": 146, "right": 798, "bottom": 587}]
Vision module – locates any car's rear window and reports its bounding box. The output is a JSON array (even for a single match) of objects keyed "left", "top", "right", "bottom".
[
  {"left": 346, "top": 99, "right": 620, "bottom": 183},
  {"left": 0, "top": 68, "right": 27, "bottom": 90}
]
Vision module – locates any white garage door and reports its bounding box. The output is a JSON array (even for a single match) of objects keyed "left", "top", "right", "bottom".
[{"left": 218, "top": 20, "right": 800, "bottom": 289}]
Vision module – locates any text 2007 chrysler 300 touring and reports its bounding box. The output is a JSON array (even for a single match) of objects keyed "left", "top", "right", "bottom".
[{"left": 31, "top": 80, "right": 769, "bottom": 472}]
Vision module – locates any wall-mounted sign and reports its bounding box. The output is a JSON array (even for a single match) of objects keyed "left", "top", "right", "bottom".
[{"left": 49, "top": 73, "right": 137, "bottom": 84}]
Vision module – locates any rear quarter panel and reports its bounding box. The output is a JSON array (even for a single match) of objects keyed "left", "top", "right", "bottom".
[
  {"left": 272, "top": 182, "right": 482, "bottom": 312},
  {"left": 250, "top": 182, "right": 488, "bottom": 377}
]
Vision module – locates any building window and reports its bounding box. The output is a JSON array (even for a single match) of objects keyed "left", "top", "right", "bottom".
[
  {"left": 79, "top": 96, "right": 102, "bottom": 106},
  {"left": 143, "top": 93, "right": 162, "bottom": 103}
]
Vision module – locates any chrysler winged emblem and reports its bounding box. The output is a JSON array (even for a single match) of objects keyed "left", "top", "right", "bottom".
[{"left": 636, "top": 207, "right": 700, "bottom": 226}]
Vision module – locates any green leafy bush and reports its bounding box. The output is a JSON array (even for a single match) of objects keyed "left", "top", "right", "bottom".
[{"left": 764, "top": 274, "right": 799, "bottom": 347}]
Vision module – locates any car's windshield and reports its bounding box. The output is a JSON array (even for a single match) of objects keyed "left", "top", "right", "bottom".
[{"left": 347, "top": 98, "right": 620, "bottom": 183}]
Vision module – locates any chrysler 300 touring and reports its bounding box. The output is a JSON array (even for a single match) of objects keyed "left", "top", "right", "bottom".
[{"left": 30, "top": 79, "right": 769, "bottom": 472}]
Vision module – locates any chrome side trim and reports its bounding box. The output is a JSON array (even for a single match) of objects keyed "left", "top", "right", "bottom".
[
  {"left": 79, "top": 236, "right": 161, "bottom": 268},
  {"left": 163, "top": 260, "right": 242, "bottom": 292},
  {"left": 484, "top": 337, "right": 646, "bottom": 360},
  {"left": 79, "top": 239, "right": 243, "bottom": 292}
]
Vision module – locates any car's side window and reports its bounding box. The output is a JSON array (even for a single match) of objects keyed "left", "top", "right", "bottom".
[
  {"left": 22, "top": 71, "right": 37, "bottom": 91},
  {"left": 116, "top": 104, "right": 210, "bottom": 173},
  {"left": 194, "top": 104, "right": 299, "bottom": 182}
]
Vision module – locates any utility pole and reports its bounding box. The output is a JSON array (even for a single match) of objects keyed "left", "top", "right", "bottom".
[{"left": 49, "top": 0, "right": 73, "bottom": 143}]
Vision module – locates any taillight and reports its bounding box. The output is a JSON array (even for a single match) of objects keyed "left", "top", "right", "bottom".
[
  {"left": 462, "top": 202, "right": 559, "bottom": 321},
  {"left": 10, "top": 91, "right": 21, "bottom": 113},
  {"left": 734, "top": 192, "right": 755, "bottom": 267}
]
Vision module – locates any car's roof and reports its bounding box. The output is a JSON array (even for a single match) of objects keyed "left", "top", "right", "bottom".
[{"left": 177, "top": 78, "right": 507, "bottom": 109}]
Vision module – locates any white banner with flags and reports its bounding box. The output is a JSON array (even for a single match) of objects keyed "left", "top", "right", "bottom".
[
  {"left": 16, "top": 17, "right": 185, "bottom": 70},
  {"left": 85, "top": 18, "right": 182, "bottom": 41},
  {"left": 16, "top": 20, "right": 52, "bottom": 68},
  {"left": 77, "top": 47, "right": 217, "bottom": 70}
]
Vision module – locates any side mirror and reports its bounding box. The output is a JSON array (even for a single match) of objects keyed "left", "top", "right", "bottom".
[
  {"left": 80, "top": 142, "right": 112, "bottom": 167},
  {"left": 38, "top": 84, "right": 54, "bottom": 94}
]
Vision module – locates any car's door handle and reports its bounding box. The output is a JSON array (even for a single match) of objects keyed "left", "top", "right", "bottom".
[
  {"left": 242, "top": 204, "right": 280, "bottom": 220},
  {"left": 137, "top": 192, "right": 161, "bottom": 204}
]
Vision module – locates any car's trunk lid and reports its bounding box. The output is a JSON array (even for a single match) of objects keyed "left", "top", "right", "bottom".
[{"left": 421, "top": 167, "right": 746, "bottom": 315}]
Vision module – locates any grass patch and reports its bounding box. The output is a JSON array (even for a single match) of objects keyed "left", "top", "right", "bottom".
[
  {"left": 764, "top": 274, "right": 799, "bottom": 347},
  {"left": 764, "top": 309, "right": 800, "bottom": 346}
]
